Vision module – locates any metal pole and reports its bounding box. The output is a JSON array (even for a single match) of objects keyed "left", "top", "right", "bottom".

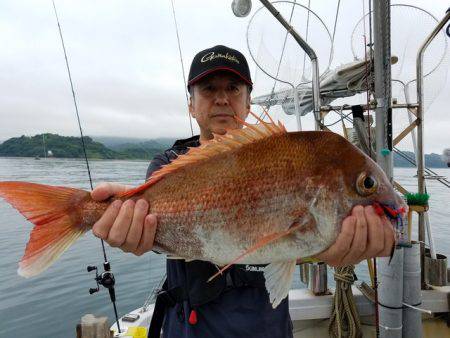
[
  {"left": 373, "top": 2, "right": 402, "bottom": 337},
  {"left": 416, "top": 8, "right": 450, "bottom": 194},
  {"left": 292, "top": 87, "right": 303, "bottom": 131},
  {"left": 374, "top": 0, "right": 393, "bottom": 178},
  {"left": 320, "top": 103, "right": 418, "bottom": 112},
  {"left": 402, "top": 243, "right": 422, "bottom": 338},
  {"left": 259, "top": 0, "right": 321, "bottom": 130},
  {"left": 416, "top": 9, "right": 450, "bottom": 286},
  {"left": 378, "top": 248, "right": 404, "bottom": 338},
  {"left": 403, "top": 84, "right": 419, "bottom": 163},
  {"left": 404, "top": 85, "right": 438, "bottom": 261}
]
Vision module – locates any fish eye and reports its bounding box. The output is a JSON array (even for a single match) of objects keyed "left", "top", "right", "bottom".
[
  {"left": 364, "top": 176, "right": 375, "bottom": 189},
  {"left": 356, "top": 172, "right": 378, "bottom": 196}
]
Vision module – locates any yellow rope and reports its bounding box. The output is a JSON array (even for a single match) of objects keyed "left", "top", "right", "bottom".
[{"left": 328, "top": 265, "right": 363, "bottom": 338}]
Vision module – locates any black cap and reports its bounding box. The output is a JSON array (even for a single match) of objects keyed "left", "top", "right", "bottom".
[{"left": 188, "top": 45, "right": 253, "bottom": 88}]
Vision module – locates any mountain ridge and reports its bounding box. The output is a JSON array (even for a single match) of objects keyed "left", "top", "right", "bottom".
[{"left": 0, "top": 134, "right": 448, "bottom": 167}]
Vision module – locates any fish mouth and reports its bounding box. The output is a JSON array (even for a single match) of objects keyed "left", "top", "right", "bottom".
[
  {"left": 372, "top": 194, "right": 408, "bottom": 240},
  {"left": 373, "top": 192, "right": 408, "bottom": 218}
]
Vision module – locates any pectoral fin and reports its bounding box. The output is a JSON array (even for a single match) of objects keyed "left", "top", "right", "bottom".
[
  {"left": 264, "top": 260, "right": 297, "bottom": 308},
  {"left": 207, "top": 221, "right": 305, "bottom": 283}
]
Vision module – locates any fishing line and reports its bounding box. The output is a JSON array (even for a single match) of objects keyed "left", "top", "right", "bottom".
[
  {"left": 51, "top": 0, "right": 93, "bottom": 190},
  {"left": 170, "top": 0, "right": 194, "bottom": 137},
  {"left": 51, "top": 0, "right": 121, "bottom": 332}
]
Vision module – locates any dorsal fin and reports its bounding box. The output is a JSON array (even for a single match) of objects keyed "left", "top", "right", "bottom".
[
  {"left": 117, "top": 176, "right": 163, "bottom": 198},
  {"left": 118, "top": 114, "right": 287, "bottom": 198}
]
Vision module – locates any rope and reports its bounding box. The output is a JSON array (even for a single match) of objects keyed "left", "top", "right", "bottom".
[
  {"left": 328, "top": 265, "right": 363, "bottom": 338},
  {"left": 169, "top": 0, "right": 194, "bottom": 136}
]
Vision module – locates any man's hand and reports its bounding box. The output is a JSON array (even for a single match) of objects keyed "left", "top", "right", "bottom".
[
  {"left": 91, "top": 182, "right": 157, "bottom": 256},
  {"left": 314, "top": 205, "right": 395, "bottom": 267}
]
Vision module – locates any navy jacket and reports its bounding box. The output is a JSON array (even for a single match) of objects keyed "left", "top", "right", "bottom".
[{"left": 146, "top": 136, "right": 293, "bottom": 338}]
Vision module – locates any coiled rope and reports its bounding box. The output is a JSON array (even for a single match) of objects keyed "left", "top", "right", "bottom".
[{"left": 328, "top": 265, "right": 363, "bottom": 338}]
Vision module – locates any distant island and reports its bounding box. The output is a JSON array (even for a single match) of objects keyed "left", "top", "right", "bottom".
[
  {"left": 0, "top": 133, "right": 447, "bottom": 167},
  {"left": 393, "top": 150, "right": 447, "bottom": 168},
  {"left": 0, "top": 134, "right": 172, "bottom": 160}
]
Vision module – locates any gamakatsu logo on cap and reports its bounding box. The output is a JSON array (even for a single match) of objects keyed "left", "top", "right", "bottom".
[{"left": 201, "top": 52, "right": 240, "bottom": 64}]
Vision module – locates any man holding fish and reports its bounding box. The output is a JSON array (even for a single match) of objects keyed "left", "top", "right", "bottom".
[
  {"left": 90, "top": 45, "right": 397, "bottom": 338},
  {"left": 0, "top": 45, "right": 402, "bottom": 338}
]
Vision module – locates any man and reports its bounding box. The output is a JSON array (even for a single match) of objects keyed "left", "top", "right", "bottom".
[{"left": 92, "top": 45, "right": 395, "bottom": 337}]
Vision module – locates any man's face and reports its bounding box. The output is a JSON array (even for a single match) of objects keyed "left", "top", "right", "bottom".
[{"left": 189, "top": 72, "right": 250, "bottom": 140}]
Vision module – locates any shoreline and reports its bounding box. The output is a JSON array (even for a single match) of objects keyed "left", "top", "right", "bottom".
[{"left": 0, "top": 156, "right": 447, "bottom": 168}]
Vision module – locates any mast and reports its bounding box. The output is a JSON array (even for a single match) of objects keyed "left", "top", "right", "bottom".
[
  {"left": 373, "top": 2, "right": 404, "bottom": 338},
  {"left": 374, "top": 0, "right": 392, "bottom": 177}
]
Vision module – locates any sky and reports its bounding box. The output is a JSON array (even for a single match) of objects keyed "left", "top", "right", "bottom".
[{"left": 0, "top": 0, "right": 449, "bottom": 154}]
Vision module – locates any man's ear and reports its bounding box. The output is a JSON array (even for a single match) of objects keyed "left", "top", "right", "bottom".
[
  {"left": 188, "top": 96, "right": 195, "bottom": 118},
  {"left": 244, "top": 94, "right": 251, "bottom": 118}
]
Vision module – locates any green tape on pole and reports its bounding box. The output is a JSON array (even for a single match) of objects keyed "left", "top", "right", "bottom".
[{"left": 405, "top": 192, "right": 430, "bottom": 206}]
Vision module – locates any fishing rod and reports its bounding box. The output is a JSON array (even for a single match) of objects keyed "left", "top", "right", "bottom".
[{"left": 51, "top": 0, "right": 122, "bottom": 333}]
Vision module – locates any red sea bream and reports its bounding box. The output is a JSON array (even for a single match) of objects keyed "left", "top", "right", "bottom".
[{"left": 0, "top": 117, "right": 405, "bottom": 307}]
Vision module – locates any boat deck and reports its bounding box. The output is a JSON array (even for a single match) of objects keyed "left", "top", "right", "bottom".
[
  {"left": 292, "top": 316, "right": 450, "bottom": 337},
  {"left": 112, "top": 286, "right": 450, "bottom": 337}
]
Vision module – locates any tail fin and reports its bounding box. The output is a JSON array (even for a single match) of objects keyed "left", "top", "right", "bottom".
[{"left": 0, "top": 181, "right": 91, "bottom": 278}]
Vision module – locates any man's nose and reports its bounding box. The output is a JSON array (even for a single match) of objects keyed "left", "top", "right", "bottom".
[{"left": 214, "top": 89, "right": 229, "bottom": 105}]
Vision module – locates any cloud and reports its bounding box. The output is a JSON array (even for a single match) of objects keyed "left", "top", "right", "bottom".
[{"left": 0, "top": 0, "right": 449, "bottom": 153}]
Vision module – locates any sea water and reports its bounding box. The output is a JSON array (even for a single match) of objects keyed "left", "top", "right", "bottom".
[{"left": 0, "top": 157, "right": 448, "bottom": 337}]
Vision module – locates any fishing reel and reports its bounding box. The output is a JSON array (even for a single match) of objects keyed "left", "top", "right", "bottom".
[{"left": 87, "top": 262, "right": 117, "bottom": 302}]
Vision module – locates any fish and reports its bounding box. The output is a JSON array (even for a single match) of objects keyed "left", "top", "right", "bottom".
[{"left": 0, "top": 115, "right": 405, "bottom": 308}]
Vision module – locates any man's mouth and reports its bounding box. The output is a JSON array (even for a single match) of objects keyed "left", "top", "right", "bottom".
[{"left": 211, "top": 114, "right": 234, "bottom": 119}]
